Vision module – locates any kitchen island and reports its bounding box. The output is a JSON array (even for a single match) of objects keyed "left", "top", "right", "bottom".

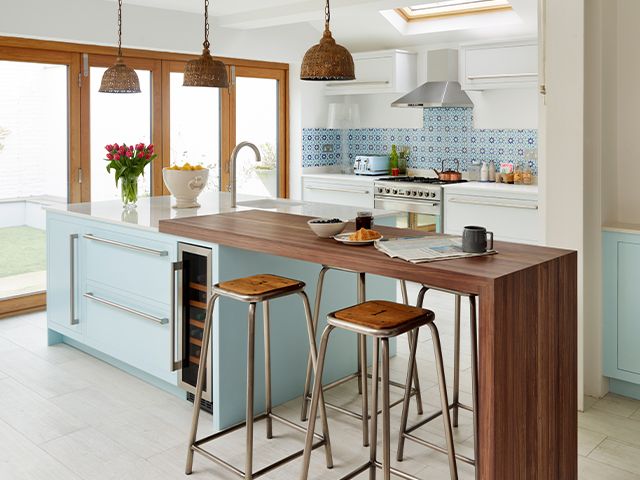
[{"left": 159, "top": 208, "right": 578, "bottom": 480}]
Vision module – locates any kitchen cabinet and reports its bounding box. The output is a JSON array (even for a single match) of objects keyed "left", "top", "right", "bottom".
[
  {"left": 443, "top": 183, "right": 540, "bottom": 244},
  {"left": 459, "top": 40, "right": 538, "bottom": 90},
  {"left": 302, "top": 175, "right": 375, "bottom": 209},
  {"left": 603, "top": 228, "right": 640, "bottom": 398},
  {"left": 324, "top": 50, "right": 417, "bottom": 96}
]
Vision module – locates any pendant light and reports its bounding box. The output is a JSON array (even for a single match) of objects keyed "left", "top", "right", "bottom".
[
  {"left": 183, "top": 0, "right": 229, "bottom": 88},
  {"left": 99, "top": 0, "right": 141, "bottom": 93},
  {"left": 300, "top": 0, "right": 355, "bottom": 81}
]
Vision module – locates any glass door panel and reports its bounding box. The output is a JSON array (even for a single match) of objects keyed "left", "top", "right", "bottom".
[
  {"left": 169, "top": 71, "right": 221, "bottom": 192},
  {"left": 234, "top": 76, "right": 279, "bottom": 198},
  {"left": 0, "top": 60, "right": 69, "bottom": 300},
  {"left": 89, "top": 66, "right": 152, "bottom": 202}
]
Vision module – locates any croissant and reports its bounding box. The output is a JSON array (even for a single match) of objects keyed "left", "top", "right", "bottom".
[{"left": 349, "top": 228, "right": 382, "bottom": 241}]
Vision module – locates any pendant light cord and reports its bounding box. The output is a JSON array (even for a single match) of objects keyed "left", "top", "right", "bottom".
[
  {"left": 117, "top": 0, "right": 123, "bottom": 57},
  {"left": 325, "top": 0, "right": 330, "bottom": 29},
  {"left": 203, "top": 0, "right": 210, "bottom": 50}
]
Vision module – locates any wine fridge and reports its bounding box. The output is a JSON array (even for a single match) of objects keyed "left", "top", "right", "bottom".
[{"left": 176, "top": 243, "right": 213, "bottom": 411}]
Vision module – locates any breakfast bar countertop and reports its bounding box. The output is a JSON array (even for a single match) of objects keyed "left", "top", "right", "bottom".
[{"left": 158, "top": 209, "right": 578, "bottom": 480}]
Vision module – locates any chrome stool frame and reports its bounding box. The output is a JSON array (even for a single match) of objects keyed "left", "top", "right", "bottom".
[
  {"left": 299, "top": 266, "right": 424, "bottom": 447},
  {"left": 301, "top": 301, "right": 458, "bottom": 480},
  {"left": 397, "top": 286, "right": 479, "bottom": 475},
  {"left": 185, "top": 279, "right": 333, "bottom": 479}
]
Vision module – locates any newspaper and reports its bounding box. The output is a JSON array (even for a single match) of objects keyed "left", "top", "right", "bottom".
[{"left": 374, "top": 235, "right": 496, "bottom": 264}]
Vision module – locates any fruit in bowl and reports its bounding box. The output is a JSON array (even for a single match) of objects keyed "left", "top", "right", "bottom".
[
  {"left": 163, "top": 164, "right": 209, "bottom": 209},
  {"left": 307, "top": 218, "right": 347, "bottom": 238}
]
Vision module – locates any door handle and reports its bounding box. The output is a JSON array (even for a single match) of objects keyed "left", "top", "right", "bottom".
[
  {"left": 69, "top": 234, "right": 79, "bottom": 326},
  {"left": 170, "top": 261, "right": 183, "bottom": 371}
]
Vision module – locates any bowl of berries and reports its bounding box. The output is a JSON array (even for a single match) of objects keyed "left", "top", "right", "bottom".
[{"left": 307, "top": 218, "right": 347, "bottom": 238}]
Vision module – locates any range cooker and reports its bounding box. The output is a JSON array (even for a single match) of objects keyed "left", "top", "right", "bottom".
[{"left": 374, "top": 176, "right": 467, "bottom": 232}]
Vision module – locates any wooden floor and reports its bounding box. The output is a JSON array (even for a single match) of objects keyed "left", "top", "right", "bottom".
[{"left": 0, "top": 286, "right": 635, "bottom": 479}]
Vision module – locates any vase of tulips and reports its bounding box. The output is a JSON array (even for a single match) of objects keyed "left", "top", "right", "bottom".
[{"left": 105, "top": 142, "right": 157, "bottom": 208}]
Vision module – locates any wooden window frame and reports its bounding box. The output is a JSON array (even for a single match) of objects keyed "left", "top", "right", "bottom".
[
  {"left": 395, "top": 1, "right": 511, "bottom": 22},
  {"left": 0, "top": 35, "right": 289, "bottom": 318}
]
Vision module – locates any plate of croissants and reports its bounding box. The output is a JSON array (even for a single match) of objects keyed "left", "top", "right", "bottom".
[{"left": 334, "top": 228, "right": 383, "bottom": 245}]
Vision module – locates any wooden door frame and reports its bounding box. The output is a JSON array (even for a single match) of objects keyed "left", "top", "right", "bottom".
[{"left": 80, "top": 54, "right": 163, "bottom": 201}]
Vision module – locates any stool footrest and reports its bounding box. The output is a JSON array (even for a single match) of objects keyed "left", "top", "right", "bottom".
[
  {"left": 192, "top": 413, "right": 328, "bottom": 479},
  {"left": 401, "top": 432, "right": 475, "bottom": 466},
  {"left": 335, "top": 460, "right": 424, "bottom": 480},
  {"left": 403, "top": 401, "right": 472, "bottom": 435}
]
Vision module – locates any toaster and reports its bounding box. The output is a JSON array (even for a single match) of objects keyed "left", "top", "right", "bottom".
[{"left": 353, "top": 155, "right": 390, "bottom": 176}]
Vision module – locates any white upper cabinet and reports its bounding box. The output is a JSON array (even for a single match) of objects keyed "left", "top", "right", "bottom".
[
  {"left": 325, "top": 50, "right": 417, "bottom": 96},
  {"left": 459, "top": 40, "right": 538, "bottom": 90}
]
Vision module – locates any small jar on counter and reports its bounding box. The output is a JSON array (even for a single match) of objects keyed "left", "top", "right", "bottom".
[
  {"left": 522, "top": 166, "right": 533, "bottom": 185},
  {"left": 513, "top": 164, "right": 524, "bottom": 185}
]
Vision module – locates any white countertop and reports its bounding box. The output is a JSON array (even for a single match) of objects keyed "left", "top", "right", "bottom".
[
  {"left": 302, "top": 173, "right": 388, "bottom": 183},
  {"left": 602, "top": 223, "right": 640, "bottom": 235},
  {"left": 46, "top": 193, "right": 394, "bottom": 232},
  {"left": 443, "top": 181, "right": 538, "bottom": 200}
]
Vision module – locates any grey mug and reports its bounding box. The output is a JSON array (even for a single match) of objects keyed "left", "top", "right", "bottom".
[{"left": 462, "top": 225, "right": 494, "bottom": 253}]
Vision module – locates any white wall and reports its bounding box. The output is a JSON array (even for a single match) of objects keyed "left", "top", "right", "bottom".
[
  {"left": 540, "top": 0, "right": 585, "bottom": 407},
  {"left": 0, "top": 0, "right": 322, "bottom": 200}
]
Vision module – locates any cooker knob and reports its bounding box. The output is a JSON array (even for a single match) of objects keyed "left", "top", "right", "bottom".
[
  {"left": 418, "top": 191, "right": 424, "bottom": 197},
  {"left": 430, "top": 192, "right": 436, "bottom": 198},
  {"left": 385, "top": 188, "right": 390, "bottom": 194},
  {"left": 392, "top": 189, "right": 398, "bottom": 195},
  {"left": 412, "top": 191, "right": 417, "bottom": 196},
  {"left": 405, "top": 190, "right": 411, "bottom": 196}
]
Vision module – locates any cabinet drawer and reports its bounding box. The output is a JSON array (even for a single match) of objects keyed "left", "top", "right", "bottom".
[
  {"left": 84, "top": 286, "right": 176, "bottom": 384},
  {"left": 84, "top": 229, "right": 174, "bottom": 305},
  {"left": 303, "top": 180, "right": 373, "bottom": 209}
]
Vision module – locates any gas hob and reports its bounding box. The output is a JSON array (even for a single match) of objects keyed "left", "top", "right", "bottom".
[{"left": 374, "top": 176, "right": 467, "bottom": 201}]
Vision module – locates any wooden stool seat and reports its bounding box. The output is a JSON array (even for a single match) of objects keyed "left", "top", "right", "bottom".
[
  {"left": 217, "top": 274, "right": 304, "bottom": 299},
  {"left": 330, "top": 300, "right": 434, "bottom": 337}
]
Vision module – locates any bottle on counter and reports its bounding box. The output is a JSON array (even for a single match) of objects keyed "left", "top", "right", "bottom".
[
  {"left": 389, "top": 144, "right": 399, "bottom": 176},
  {"left": 480, "top": 161, "right": 489, "bottom": 182},
  {"left": 398, "top": 146, "right": 409, "bottom": 175},
  {"left": 488, "top": 161, "right": 496, "bottom": 182},
  {"left": 468, "top": 161, "right": 481, "bottom": 181}
]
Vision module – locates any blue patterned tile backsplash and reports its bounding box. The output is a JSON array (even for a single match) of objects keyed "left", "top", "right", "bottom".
[{"left": 302, "top": 107, "right": 538, "bottom": 173}]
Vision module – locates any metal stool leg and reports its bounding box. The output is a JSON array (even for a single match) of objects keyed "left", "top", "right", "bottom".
[
  {"left": 469, "top": 295, "right": 480, "bottom": 479},
  {"left": 381, "top": 338, "right": 392, "bottom": 480},
  {"left": 369, "top": 338, "right": 380, "bottom": 480},
  {"left": 245, "top": 303, "right": 257, "bottom": 480},
  {"left": 396, "top": 326, "right": 420, "bottom": 462},
  {"left": 300, "top": 325, "right": 335, "bottom": 480},
  {"left": 452, "top": 294, "right": 462, "bottom": 428},
  {"left": 358, "top": 272, "right": 369, "bottom": 447},
  {"left": 298, "top": 291, "right": 333, "bottom": 469},
  {"left": 429, "top": 322, "right": 458, "bottom": 480},
  {"left": 264, "top": 301, "right": 273, "bottom": 440},
  {"left": 186, "top": 294, "right": 219, "bottom": 475},
  {"left": 300, "top": 266, "right": 329, "bottom": 421},
  {"left": 401, "top": 281, "right": 424, "bottom": 416}
]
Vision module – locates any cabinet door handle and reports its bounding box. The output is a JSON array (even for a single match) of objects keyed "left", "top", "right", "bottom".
[
  {"left": 170, "top": 261, "right": 183, "bottom": 372},
  {"left": 448, "top": 197, "right": 538, "bottom": 210},
  {"left": 69, "top": 234, "right": 79, "bottom": 326},
  {"left": 84, "top": 234, "right": 168, "bottom": 256},
  {"left": 84, "top": 292, "right": 168, "bottom": 324},
  {"left": 466, "top": 73, "right": 538, "bottom": 80},
  {"left": 305, "top": 185, "right": 370, "bottom": 195},
  {"left": 325, "top": 80, "right": 390, "bottom": 87}
]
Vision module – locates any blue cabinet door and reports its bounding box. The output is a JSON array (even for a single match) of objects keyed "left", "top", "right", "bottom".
[
  {"left": 47, "top": 215, "right": 84, "bottom": 337},
  {"left": 603, "top": 231, "right": 640, "bottom": 385}
]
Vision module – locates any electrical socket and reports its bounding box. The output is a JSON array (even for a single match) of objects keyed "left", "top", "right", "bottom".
[{"left": 322, "top": 144, "right": 334, "bottom": 153}]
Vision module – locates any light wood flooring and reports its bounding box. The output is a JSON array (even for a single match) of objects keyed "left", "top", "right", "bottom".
[{"left": 0, "top": 287, "right": 638, "bottom": 479}]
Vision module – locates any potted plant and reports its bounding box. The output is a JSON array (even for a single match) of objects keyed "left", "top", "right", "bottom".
[{"left": 104, "top": 142, "right": 157, "bottom": 208}]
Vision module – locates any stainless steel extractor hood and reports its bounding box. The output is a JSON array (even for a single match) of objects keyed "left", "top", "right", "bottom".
[{"left": 392, "top": 49, "right": 473, "bottom": 108}]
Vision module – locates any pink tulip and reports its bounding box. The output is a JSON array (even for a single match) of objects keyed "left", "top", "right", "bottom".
[
  {"left": 105, "top": 144, "right": 113, "bottom": 151},
  {"left": 145, "top": 153, "right": 151, "bottom": 159},
  {"left": 106, "top": 153, "right": 114, "bottom": 160},
  {"left": 137, "top": 152, "right": 143, "bottom": 158},
  {"left": 118, "top": 147, "right": 125, "bottom": 155},
  {"left": 114, "top": 154, "right": 121, "bottom": 160},
  {"left": 113, "top": 143, "right": 119, "bottom": 150},
  {"left": 126, "top": 150, "right": 133, "bottom": 158},
  {"left": 148, "top": 144, "right": 154, "bottom": 152}
]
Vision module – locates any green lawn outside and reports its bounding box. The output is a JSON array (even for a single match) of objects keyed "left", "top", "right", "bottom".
[{"left": 0, "top": 226, "right": 46, "bottom": 278}]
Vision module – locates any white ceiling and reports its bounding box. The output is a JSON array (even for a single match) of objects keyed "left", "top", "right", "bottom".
[{"left": 116, "top": 0, "right": 537, "bottom": 50}]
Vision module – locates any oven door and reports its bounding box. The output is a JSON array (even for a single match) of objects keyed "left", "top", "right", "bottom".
[{"left": 374, "top": 196, "right": 442, "bottom": 233}]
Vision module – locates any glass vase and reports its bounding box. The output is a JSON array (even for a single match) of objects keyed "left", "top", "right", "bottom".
[{"left": 120, "top": 175, "right": 139, "bottom": 208}]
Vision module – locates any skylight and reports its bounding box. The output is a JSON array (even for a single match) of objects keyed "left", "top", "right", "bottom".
[{"left": 396, "top": 0, "right": 512, "bottom": 22}]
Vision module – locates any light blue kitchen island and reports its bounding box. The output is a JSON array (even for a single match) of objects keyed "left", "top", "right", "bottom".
[{"left": 46, "top": 194, "right": 398, "bottom": 430}]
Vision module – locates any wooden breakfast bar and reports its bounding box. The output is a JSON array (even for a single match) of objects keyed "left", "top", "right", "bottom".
[{"left": 159, "top": 209, "right": 578, "bottom": 480}]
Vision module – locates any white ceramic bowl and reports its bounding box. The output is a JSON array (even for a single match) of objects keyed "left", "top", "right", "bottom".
[
  {"left": 307, "top": 218, "right": 347, "bottom": 238},
  {"left": 163, "top": 168, "right": 209, "bottom": 209}
]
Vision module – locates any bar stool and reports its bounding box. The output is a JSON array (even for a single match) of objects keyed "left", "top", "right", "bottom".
[
  {"left": 185, "top": 274, "right": 333, "bottom": 479},
  {"left": 397, "top": 285, "right": 479, "bottom": 477},
  {"left": 300, "top": 300, "right": 458, "bottom": 480},
  {"left": 299, "top": 267, "right": 424, "bottom": 447}
]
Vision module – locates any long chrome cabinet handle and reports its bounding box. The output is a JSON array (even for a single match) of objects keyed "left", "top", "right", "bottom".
[
  {"left": 83, "top": 234, "right": 168, "bottom": 257},
  {"left": 170, "top": 261, "right": 183, "bottom": 372},
  {"left": 305, "top": 186, "right": 370, "bottom": 195},
  {"left": 466, "top": 73, "right": 537, "bottom": 80},
  {"left": 326, "top": 80, "right": 390, "bottom": 87},
  {"left": 69, "top": 234, "right": 79, "bottom": 325},
  {"left": 84, "top": 292, "right": 168, "bottom": 325},
  {"left": 448, "top": 197, "right": 539, "bottom": 210}
]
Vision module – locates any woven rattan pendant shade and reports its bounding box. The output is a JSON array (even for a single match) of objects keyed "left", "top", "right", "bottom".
[
  {"left": 301, "top": 0, "right": 354, "bottom": 81},
  {"left": 184, "top": 0, "right": 229, "bottom": 88},
  {"left": 99, "top": 0, "right": 141, "bottom": 94}
]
